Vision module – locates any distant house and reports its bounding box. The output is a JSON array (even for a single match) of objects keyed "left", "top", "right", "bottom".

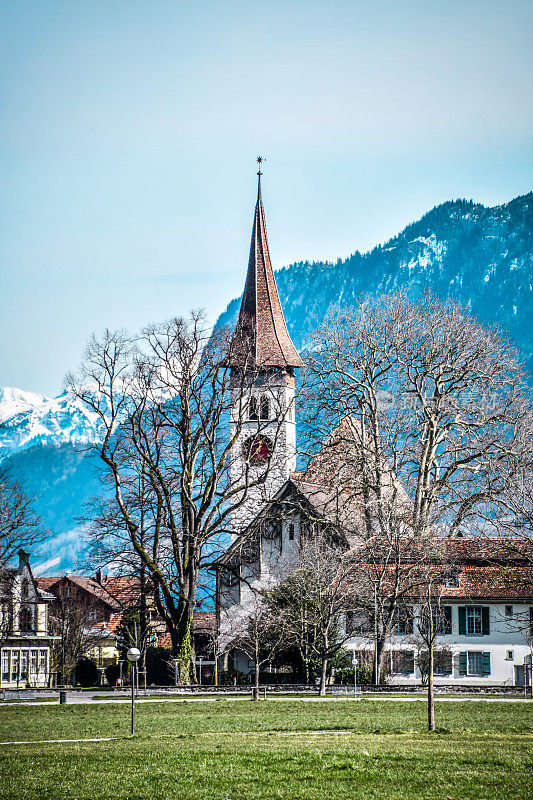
[
  {"left": 37, "top": 571, "right": 217, "bottom": 682},
  {"left": 36, "top": 571, "right": 166, "bottom": 676},
  {"left": 0, "top": 550, "right": 57, "bottom": 688},
  {"left": 344, "top": 540, "right": 533, "bottom": 687}
]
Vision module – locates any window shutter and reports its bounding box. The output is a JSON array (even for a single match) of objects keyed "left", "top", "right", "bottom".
[
  {"left": 407, "top": 607, "right": 414, "bottom": 634},
  {"left": 482, "top": 607, "right": 490, "bottom": 636},
  {"left": 444, "top": 606, "right": 452, "bottom": 634},
  {"left": 482, "top": 652, "right": 491, "bottom": 676},
  {"left": 458, "top": 652, "right": 467, "bottom": 675},
  {"left": 458, "top": 606, "right": 466, "bottom": 635},
  {"left": 405, "top": 651, "right": 415, "bottom": 674}
]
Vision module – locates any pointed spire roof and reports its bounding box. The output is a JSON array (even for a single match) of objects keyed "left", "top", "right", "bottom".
[{"left": 231, "top": 167, "right": 303, "bottom": 370}]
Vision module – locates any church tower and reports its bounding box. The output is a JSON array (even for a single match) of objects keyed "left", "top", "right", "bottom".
[{"left": 229, "top": 161, "right": 303, "bottom": 535}]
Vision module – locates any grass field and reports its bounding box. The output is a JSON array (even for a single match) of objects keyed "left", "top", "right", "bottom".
[{"left": 0, "top": 699, "right": 531, "bottom": 799}]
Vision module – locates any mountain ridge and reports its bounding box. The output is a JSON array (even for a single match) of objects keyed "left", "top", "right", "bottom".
[{"left": 217, "top": 192, "right": 533, "bottom": 370}]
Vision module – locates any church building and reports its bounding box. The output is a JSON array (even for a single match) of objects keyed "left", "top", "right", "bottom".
[{"left": 214, "top": 169, "right": 533, "bottom": 689}]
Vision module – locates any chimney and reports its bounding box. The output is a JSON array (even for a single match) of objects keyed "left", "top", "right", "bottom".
[
  {"left": 95, "top": 569, "right": 103, "bottom": 584},
  {"left": 18, "top": 549, "right": 30, "bottom": 569}
]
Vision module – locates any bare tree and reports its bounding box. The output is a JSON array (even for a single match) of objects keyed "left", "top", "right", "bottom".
[
  {"left": 269, "top": 537, "right": 361, "bottom": 696},
  {"left": 48, "top": 595, "right": 98, "bottom": 685},
  {"left": 413, "top": 559, "right": 453, "bottom": 732},
  {"left": 68, "top": 312, "right": 292, "bottom": 682},
  {"left": 0, "top": 471, "right": 48, "bottom": 651},
  {"left": 0, "top": 469, "right": 47, "bottom": 569},
  {"left": 232, "top": 593, "right": 285, "bottom": 699},
  {"left": 300, "top": 292, "right": 531, "bottom": 680}
]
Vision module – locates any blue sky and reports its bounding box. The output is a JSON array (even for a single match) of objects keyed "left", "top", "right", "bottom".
[{"left": 1, "top": 0, "right": 532, "bottom": 396}]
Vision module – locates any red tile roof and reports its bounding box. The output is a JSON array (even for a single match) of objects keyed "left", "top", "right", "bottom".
[
  {"left": 36, "top": 574, "right": 151, "bottom": 610},
  {"left": 438, "top": 563, "right": 533, "bottom": 600},
  {"left": 36, "top": 575, "right": 121, "bottom": 608},
  {"left": 34, "top": 576, "right": 57, "bottom": 591},
  {"left": 231, "top": 177, "right": 303, "bottom": 370},
  {"left": 348, "top": 539, "right": 533, "bottom": 601},
  {"left": 155, "top": 612, "right": 216, "bottom": 650}
]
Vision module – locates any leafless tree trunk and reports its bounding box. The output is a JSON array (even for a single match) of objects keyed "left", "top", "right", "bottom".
[
  {"left": 427, "top": 641, "right": 434, "bottom": 732},
  {"left": 48, "top": 594, "right": 99, "bottom": 685},
  {"left": 232, "top": 594, "right": 285, "bottom": 700}
]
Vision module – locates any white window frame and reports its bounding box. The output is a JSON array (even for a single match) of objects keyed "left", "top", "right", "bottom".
[
  {"left": 30, "top": 650, "right": 38, "bottom": 674},
  {"left": 39, "top": 650, "right": 47, "bottom": 675},
  {"left": 20, "top": 649, "right": 29, "bottom": 679},
  {"left": 11, "top": 650, "right": 19, "bottom": 682},
  {"left": 467, "top": 651, "right": 484, "bottom": 676},
  {"left": 1, "top": 650, "right": 10, "bottom": 682},
  {"left": 466, "top": 606, "right": 482, "bottom": 635}
]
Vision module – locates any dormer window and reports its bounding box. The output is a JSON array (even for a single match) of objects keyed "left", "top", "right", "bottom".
[
  {"left": 19, "top": 606, "right": 33, "bottom": 632},
  {"left": 444, "top": 572, "right": 460, "bottom": 588}
]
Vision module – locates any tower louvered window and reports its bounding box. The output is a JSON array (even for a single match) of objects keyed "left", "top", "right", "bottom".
[
  {"left": 248, "top": 396, "right": 259, "bottom": 421},
  {"left": 260, "top": 395, "right": 270, "bottom": 420}
]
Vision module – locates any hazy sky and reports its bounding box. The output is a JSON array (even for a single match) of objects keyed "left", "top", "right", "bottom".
[{"left": 1, "top": 0, "right": 532, "bottom": 396}]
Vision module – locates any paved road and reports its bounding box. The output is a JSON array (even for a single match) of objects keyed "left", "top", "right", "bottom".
[{"left": 1, "top": 691, "right": 531, "bottom": 707}]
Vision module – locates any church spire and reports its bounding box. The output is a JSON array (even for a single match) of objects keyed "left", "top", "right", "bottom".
[{"left": 231, "top": 160, "right": 303, "bottom": 370}]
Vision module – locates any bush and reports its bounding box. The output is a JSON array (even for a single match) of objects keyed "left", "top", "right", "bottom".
[
  {"left": 333, "top": 664, "right": 374, "bottom": 685},
  {"left": 105, "top": 664, "right": 121, "bottom": 686},
  {"left": 75, "top": 658, "right": 99, "bottom": 687},
  {"left": 146, "top": 647, "right": 174, "bottom": 685},
  {"left": 220, "top": 669, "right": 249, "bottom": 686}
]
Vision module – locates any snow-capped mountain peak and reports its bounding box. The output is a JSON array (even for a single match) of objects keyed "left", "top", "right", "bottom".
[
  {"left": 0, "top": 387, "right": 106, "bottom": 459},
  {"left": 0, "top": 386, "right": 48, "bottom": 424}
]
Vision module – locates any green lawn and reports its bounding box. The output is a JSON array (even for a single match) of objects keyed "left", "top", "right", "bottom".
[{"left": 0, "top": 699, "right": 531, "bottom": 800}]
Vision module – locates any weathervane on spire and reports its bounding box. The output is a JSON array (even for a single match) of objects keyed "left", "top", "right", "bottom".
[{"left": 256, "top": 156, "right": 265, "bottom": 200}]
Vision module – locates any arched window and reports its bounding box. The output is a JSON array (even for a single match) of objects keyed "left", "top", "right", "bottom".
[
  {"left": 260, "top": 395, "right": 270, "bottom": 420},
  {"left": 248, "top": 396, "right": 259, "bottom": 420}
]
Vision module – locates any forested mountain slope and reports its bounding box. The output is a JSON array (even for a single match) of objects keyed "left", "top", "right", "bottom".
[{"left": 218, "top": 193, "right": 533, "bottom": 370}]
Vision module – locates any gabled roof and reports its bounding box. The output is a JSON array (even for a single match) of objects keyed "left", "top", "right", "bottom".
[
  {"left": 100, "top": 575, "right": 147, "bottom": 607},
  {"left": 155, "top": 612, "right": 216, "bottom": 649},
  {"left": 36, "top": 575, "right": 120, "bottom": 608},
  {"left": 230, "top": 174, "right": 303, "bottom": 370},
  {"left": 35, "top": 576, "right": 58, "bottom": 591}
]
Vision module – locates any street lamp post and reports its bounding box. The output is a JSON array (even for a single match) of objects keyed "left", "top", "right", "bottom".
[
  {"left": 126, "top": 647, "right": 141, "bottom": 736},
  {"left": 351, "top": 651, "right": 358, "bottom": 699}
]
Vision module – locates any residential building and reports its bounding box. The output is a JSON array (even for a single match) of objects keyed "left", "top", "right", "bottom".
[
  {"left": 0, "top": 550, "right": 56, "bottom": 689},
  {"left": 346, "top": 541, "right": 533, "bottom": 687},
  {"left": 36, "top": 571, "right": 165, "bottom": 679}
]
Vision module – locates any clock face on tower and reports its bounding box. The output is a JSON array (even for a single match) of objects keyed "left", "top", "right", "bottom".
[{"left": 242, "top": 435, "right": 273, "bottom": 466}]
